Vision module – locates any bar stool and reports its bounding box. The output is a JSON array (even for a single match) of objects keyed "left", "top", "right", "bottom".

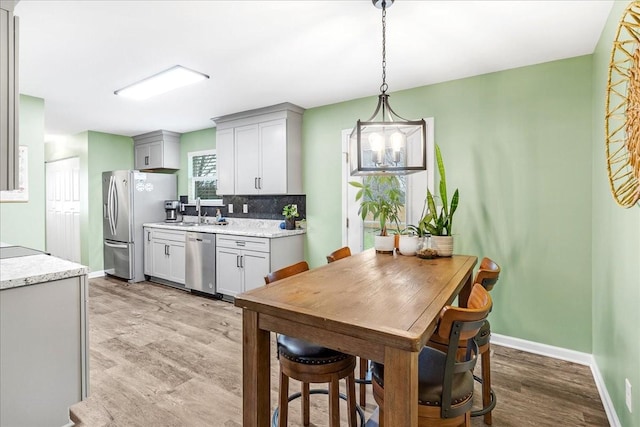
[
  {"left": 265, "top": 261, "right": 362, "bottom": 427},
  {"left": 371, "top": 284, "right": 493, "bottom": 427},
  {"left": 428, "top": 257, "right": 501, "bottom": 425}
]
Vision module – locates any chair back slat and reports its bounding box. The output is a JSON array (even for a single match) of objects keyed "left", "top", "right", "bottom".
[
  {"left": 326, "top": 246, "right": 351, "bottom": 263},
  {"left": 436, "top": 284, "right": 493, "bottom": 341},
  {"left": 264, "top": 261, "right": 310, "bottom": 284},
  {"left": 475, "top": 257, "right": 501, "bottom": 291}
]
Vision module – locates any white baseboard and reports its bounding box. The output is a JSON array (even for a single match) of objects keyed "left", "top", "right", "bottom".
[
  {"left": 492, "top": 333, "right": 593, "bottom": 365},
  {"left": 88, "top": 270, "right": 105, "bottom": 279},
  {"left": 492, "top": 333, "right": 621, "bottom": 427}
]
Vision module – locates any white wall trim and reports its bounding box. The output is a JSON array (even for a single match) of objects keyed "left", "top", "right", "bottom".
[
  {"left": 492, "top": 333, "right": 621, "bottom": 427},
  {"left": 88, "top": 270, "right": 105, "bottom": 279},
  {"left": 492, "top": 333, "right": 592, "bottom": 365}
]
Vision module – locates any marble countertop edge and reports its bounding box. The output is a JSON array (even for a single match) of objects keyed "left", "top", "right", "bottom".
[{"left": 1, "top": 254, "right": 90, "bottom": 290}]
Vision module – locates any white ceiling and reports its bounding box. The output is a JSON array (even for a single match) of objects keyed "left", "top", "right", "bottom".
[{"left": 14, "top": 0, "right": 614, "bottom": 139}]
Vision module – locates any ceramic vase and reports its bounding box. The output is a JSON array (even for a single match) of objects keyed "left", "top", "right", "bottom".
[
  {"left": 374, "top": 235, "right": 395, "bottom": 253},
  {"left": 398, "top": 235, "right": 419, "bottom": 256},
  {"left": 431, "top": 235, "right": 454, "bottom": 257}
]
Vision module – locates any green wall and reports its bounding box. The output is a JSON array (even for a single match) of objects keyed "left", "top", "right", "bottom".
[
  {"left": 46, "top": 131, "right": 133, "bottom": 271},
  {"left": 592, "top": 2, "right": 640, "bottom": 425},
  {"left": 87, "top": 131, "right": 134, "bottom": 271},
  {"left": 303, "top": 56, "right": 594, "bottom": 353},
  {"left": 178, "top": 127, "right": 216, "bottom": 196},
  {"left": 0, "top": 95, "right": 45, "bottom": 250}
]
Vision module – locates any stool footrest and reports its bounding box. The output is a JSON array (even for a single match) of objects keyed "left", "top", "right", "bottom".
[
  {"left": 471, "top": 375, "right": 496, "bottom": 417},
  {"left": 272, "top": 388, "right": 366, "bottom": 426}
]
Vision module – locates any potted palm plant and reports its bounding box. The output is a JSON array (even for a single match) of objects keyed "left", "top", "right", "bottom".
[
  {"left": 350, "top": 175, "right": 402, "bottom": 253},
  {"left": 419, "top": 144, "right": 459, "bottom": 256},
  {"left": 282, "top": 204, "right": 299, "bottom": 230}
]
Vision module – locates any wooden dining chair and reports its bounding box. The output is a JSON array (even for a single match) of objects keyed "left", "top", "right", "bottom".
[
  {"left": 428, "top": 257, "right": 501, "bottom": 425},
  {"left": 326, "top": 246, "right": 371, "bottom": 407},
  {"left": 371, "top": 283, "right": 493, "bottom": 427},
  {"left": 265, "top": 261, "right": 359, "bottom": 427}
]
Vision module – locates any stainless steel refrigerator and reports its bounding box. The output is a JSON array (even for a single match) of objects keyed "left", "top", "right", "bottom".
[{"left": 103, "top": 170, "right": 176, "bottom": 282}]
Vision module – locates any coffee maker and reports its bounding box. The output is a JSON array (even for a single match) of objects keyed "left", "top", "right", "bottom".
[{"left": 164, "top": 200, "right": 180, "bottom": 222}]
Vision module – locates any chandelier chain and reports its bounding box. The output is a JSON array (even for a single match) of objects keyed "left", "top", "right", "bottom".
[{"left": 380, "top": 4, "right": 388, "bottom": 94}]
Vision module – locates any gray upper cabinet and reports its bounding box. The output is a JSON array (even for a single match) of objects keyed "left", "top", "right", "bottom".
[
  {"left": 212, "top": 103, "right": 304, "bottom": 195},
  {"left": 0, "top": 1, "right": 19, "bottom": 191},
  {"left": 133, "top": 130, "right": 181, "bottom": 170}
]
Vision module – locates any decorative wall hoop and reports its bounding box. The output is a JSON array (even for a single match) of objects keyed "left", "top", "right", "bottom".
[{"left": 605, "top": 1, "right": 640, "bottom": 208}]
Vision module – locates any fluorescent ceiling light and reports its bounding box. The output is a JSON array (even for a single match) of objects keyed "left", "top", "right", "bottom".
[{"left": 114, "top": 65, "right": 209, "bottom": 100}]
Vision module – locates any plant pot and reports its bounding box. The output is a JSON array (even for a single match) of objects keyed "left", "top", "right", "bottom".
[
  {"left": 398, "top": 235, "right": 419, "bottom": 256},
  {"left": 284, "top": 218, "right": 296, "bottom": 230},
  {"left": 374, "top": 235, "right": 395, "bottom": 253},
  {"left": 431, "top": 235, "right": 454, "bottom": 257}
]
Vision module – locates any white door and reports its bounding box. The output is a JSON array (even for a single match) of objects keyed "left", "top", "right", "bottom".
[{"left": 45, "top": 157, "right": 81, "bottom": 263}]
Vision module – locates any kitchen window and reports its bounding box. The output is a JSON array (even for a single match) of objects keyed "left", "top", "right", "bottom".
[{"left": 188, "top": 150, "right": 222, "bottom": 204}]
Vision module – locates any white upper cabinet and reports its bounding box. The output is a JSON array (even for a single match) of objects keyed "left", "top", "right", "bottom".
[
  {"left": 212, "top": 103, "right": 304, "bottom": 195},
  {"left": 133, "top": 130, "right": 181, "bottom": 170}
]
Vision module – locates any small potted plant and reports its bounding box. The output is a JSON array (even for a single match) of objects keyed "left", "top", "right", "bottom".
[
  {"left": 397, "top": 227, "right": 419, "bottom": 256},
  {"left": 282, "top": 204, "right": 299, "bottom": 230},
  {"left": 350, "top": 175, "right": 402, "bottom": 253},
  {"left": 420, "top": 144, "right": 459, "bottom": 256}
]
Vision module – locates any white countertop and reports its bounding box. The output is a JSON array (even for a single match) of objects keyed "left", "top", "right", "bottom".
[
  {"left": 0, "top": 244, "right": 89, "bottom": 290},
  {"left": 143, "top": 217, "right": 306, "bottom": 238}
]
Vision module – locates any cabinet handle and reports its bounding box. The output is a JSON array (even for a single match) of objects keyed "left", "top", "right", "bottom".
[
  {"left": 239, "top": 255, "right": 244, "bottom": 268},
  {"left": 254, "top": 177, "right": 258, "bottom": 189},
  {"left": 258, "top": 177, "right": 262, "bottom": 189},
  {"left": 235, "top": 241, "right": 246, "bottom": 247},
  {"left": 236, "top": 255, "right": 241, "bottom": 268},
  {"left": 147, "top": 231, "right": 151, "bottom": 242},
  {"left": 145, "top": 156, "right": 149, "bottom": 166}
]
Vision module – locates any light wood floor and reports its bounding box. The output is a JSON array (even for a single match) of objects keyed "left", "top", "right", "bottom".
[{"left": 71, "top": 277, "right": 609, "bottom": 426}]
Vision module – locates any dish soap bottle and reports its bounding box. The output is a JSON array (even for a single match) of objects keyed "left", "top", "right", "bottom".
[{"left": 215, "top": 209, "right": 222, "bottom": 222}]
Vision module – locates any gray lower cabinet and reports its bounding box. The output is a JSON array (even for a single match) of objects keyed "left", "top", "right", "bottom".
[
  {"left": 216, "top": 234, "right": 303, "bottom": 299},
  {"left": 145, "top": 228, "right": 186, "bottom": 285},
  {"left": 0, "top": 275, "right": 89, "bottom": 427}
]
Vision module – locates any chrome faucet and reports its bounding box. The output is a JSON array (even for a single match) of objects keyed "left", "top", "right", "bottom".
[{"left": 196, "top": 197, "right": 201, "bottom": 223}]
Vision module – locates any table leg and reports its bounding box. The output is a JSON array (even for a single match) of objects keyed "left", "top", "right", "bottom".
[
  {"left": 242, "top": 309, "right": 271, "bottom": 427},
  {"left": 457, "top": 270, "right": 474, "bottom": 308},
  {"left": 383, "top": 347, "right": 418, "bottom": 427}
]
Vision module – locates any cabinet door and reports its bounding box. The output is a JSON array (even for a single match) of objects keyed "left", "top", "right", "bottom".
[
  {"left": 234, "top": 124, "right": 260, "bottom": 195},
  {"left": 151, "top": 240, "right": 170, "bottom": 280},
  {"left": 243, "top": 251, "right": 270, "bottom": 293},
  {"left": 134, "top": 144, "right": 150, "bottom": 170},
  {"left": 168, "top": 241, "right": 185, "bottom": 284},
  {"left": 259, "top": 119, "right": 287, "bottom": 194},
  {"left": 147, "top": 141, "right": 163, "bottom": 169},
  {"left": 216, "top": 128, "right": 234, "bottom": 195},
  {"left": 216, "top": 247, "right": 243, "bottom": 297},
  {"left": 143, "top": 228, "right": 152, "bottom": 276}
]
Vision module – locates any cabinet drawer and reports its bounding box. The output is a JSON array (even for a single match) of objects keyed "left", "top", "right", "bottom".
[
  {"left": 151, "top": 229, "right": 185, "bottom": 242},
  {"left": 216, "top": 235, "right": 269, "bottom": 252}
]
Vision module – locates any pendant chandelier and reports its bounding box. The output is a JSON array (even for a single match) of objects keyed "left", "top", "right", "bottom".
[{"left": 350, "top": 0, "right": 427, "bottom": 176}]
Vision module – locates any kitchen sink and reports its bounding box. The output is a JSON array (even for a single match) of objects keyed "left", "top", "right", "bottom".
[{"left": 172, "top": 222, "right": 201, "bottom": 227}]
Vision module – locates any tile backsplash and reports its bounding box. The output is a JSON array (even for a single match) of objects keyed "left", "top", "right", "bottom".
[{"left": 181, "top": 194, "right": 305, "bottom": 221}]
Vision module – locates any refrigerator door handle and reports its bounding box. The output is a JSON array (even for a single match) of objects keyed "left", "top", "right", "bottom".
[
  {"left": 107, "top": 176, "right": 114, "bottom": 235},
  {"left": 111, "top": 178, "right": 119, "bottom": 232},
  {"left": 104, "top": 241, "right": 128, "bottom": 249}
]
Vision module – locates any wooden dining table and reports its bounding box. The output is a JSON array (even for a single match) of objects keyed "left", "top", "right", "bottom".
[{"left": 234, "top": 249, "right": 477, "bottom": 427}]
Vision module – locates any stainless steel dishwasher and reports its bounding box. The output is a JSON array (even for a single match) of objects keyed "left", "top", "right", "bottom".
[{"left": 185, "top": 232, "right": 217, "bottom": 296}]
